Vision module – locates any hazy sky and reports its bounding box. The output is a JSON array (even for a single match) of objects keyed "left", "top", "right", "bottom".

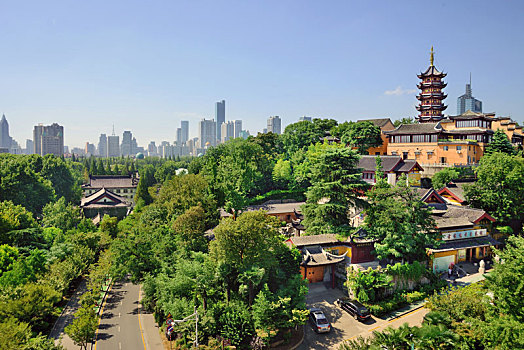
[{"left": 1, "top": 0, "right": 523, "bottom": 148}]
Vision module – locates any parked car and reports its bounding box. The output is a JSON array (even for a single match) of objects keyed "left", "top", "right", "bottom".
[
  {"left": 335, "top": 298, "right": 371, "bottom": 321},
  {"left": 309, "top": 308, "right": 332, "bottom": 333}
]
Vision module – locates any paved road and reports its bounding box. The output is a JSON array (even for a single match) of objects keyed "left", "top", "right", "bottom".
[
  {"left": 94, "top": 280, "right": 163, "bottom": 350},
  {"left": 298, "top": 283, "right": 428, "bottom": 350}
]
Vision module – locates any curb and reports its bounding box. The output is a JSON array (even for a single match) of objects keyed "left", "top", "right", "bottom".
[
  {"left": 288, "top": 326, "right": 305, "bottom": 350},
  {"left": 386, "top": 303, "right": 426, "bottom": 322}
]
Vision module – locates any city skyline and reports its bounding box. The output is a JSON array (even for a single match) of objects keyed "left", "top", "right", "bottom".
[{"left": 2, "top": 1, "right": 524, "bottom": 148}]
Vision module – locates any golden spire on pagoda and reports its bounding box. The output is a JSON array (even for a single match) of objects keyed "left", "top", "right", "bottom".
[{"left": 430, "top": 46, "right": 434, "bottom": 66}]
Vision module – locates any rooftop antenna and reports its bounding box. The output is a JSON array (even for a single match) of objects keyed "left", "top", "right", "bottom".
[{"left": 469, "top": 72, "right": 472, "bottom": 86}]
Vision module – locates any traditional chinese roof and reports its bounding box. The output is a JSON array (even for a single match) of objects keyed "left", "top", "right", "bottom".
[
  {"left": 438, "top": 181, "right": 473, "bottom": 203},
  {"left": 416, "top": 188, "right": 447, "bottom": 204},
  {"left": 357, "top": 118, "right": 393, "bottom": 129},
  {"left": 220, "top": 201, "right": 305, "bottom": 218},
  {"left": 302, "top": 246, "right": 347, "bottom": 267},
  {"left": 80, "top": 188, "right": 131, "bottom": 208},
  {"left": 385, "top": 122, "right": 442, "bottom": 135},
  {"left": 418, "top": 65, "right": 447, "bottom": 78},
  {"left": 358, "top": 155, "right": 401, "bottom": 172},
  {"left": 444, "top": 128, "right": 494, "bottom": 135},
  {"left": 287, "top": 234, "right": 345, "bottom": 247},
  {"left": 83, "top": 175, "right": 139, "bottom": 189},
  {"left": 434, "top": 217, "right": 475, "bottom": 229},
  {"left": 450, "top": 110, "right": 492, "bottom": 120},
  {"left": 429, "top": 236, "right": 500, "bottom": 253}
]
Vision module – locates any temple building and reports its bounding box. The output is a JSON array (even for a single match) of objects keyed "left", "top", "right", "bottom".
[{"left": 416, "top": 47, "right": 447, "bottom": 122}]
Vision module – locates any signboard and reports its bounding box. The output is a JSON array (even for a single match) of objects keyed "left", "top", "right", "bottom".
[
  {"left": 458, "top": 249, "right": 466, "bottom": 261},
  {"left": 442, "top": 228, "right": 487, "bottom": 241}
]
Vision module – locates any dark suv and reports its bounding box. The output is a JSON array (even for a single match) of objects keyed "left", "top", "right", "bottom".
[{"left": 335, "top": 298, "right": 371, "bottom": 321}]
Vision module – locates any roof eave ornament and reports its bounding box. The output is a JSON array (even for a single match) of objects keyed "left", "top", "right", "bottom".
[{"left": 430, "top": 46, "right": 434, "bottom": 67}]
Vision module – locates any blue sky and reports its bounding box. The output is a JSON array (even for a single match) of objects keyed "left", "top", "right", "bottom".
[{"left": 1, "top": 0, "right": 523, "bottom": 148}]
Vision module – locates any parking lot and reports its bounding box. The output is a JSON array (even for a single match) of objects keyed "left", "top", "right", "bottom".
[{"left": 298, "top": 283, "right": 378, "bottom": 350}]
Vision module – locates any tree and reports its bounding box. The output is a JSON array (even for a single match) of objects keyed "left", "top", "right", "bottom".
[
  {"left": 156, "top": 174, "right": 218, "bottom": 227},
  {"left": 431, "top": 168, "right": 459, "bottom": 189},
  {"left": 171, "top": 206, "right": 208, "bottom": 252},
  {"left": 0, "top": 244, "right": 18, "bottom": 274},
  {"left": 485, "top": 130, "right": 515, "bottom": 155},
  {"left": 485, "top": 235, "right": 524, "bottom": 322},
  {"left": 248, "top": 132, "right": 284, "bottom": 159},
  {"left": 302, "top": 147, "right": 368, "bottom": 234},
  {"left": 340, "top": 121, "right": 383, "bottom": 154},
  {"left": 364, "top": 178, "right": 439, "bottom": 262},
  {"left": 41, "top": 154, "right": 80, "bottom": 203},
  {"left": 65, "top": 304, "right": 98, "bottom": 350},
  {"left": 281, "top": 118, "right": 337, "bottom": 155},
  {"left": 393, "top": 116, "right": 415, "bottom": 127},
  {"left": 0, "top": 201, "right": 37, "bottom": 235},
  {"left": 211, "top": 211, "right": 280, "bottom": 273},
  {"left": 99, "top": 215, "right": 118, "bottom": 237},
  {"left": 42, "top": 197, "right": 82, "bottom": 232},
  {"left": 464, "top": 152, "right": 524, "bottom": 233},
  {"left": 272, "top": 158, "right": 294, "bottom": 189},
  {"left": 135, "top": 169, "right": 154, "bottom": 205}
]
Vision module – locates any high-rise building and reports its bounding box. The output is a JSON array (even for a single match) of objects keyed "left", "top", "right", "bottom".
[
  {"left": 199, "top": 118, "right": 216, "bottom": 148},
  {"left": 25, "top": 139, "right": 34, "bottom": 155},
  {"left": 33, "top": 123, "right": 64, "bottom": 156},
  {"left": 85, "top": 142, "right": 96, "bottom": 156},
  {"left": 176, "top": 128, "right": 182, "bottom": 144},
  {"left": 299, "top": 116, "right": 312, "bottom": 122},
  {"left": 181, "top": 121, "right": 189, "bottom": 143},
  {"left": 98, "top": 134, "right": 107, "bottom": 157},
  {"left": 267, "top": 116, "right": 282, "bottom": 134},
  {"left": 0, "top": 115, "right": 12, "bottom": 149},
  {"left": 415, "top": 47, "right": 447, "bottom": 122},
  {"left": 131, "top": 137, "right": 138, "bottom": 155},
  {"left": 215, "top": 100, "right": 225, "bottom": 142},
  {"left": 121, "top": 131, "right": 132, "bottom": 156},
  {"left": 147, "top": 141, "right": 158, "bottom": 156},
  {"left": 107, "top": 135, "right": 120, "bottom": 157},
  {"left": 221, "top": 121, "right": 235, "bottom": 143},
  {"left": 233, "top": 120, "right": 242, "bottom": 139},
  {"left": 457, "top": 78, "right": 482, "bottom": 115}
]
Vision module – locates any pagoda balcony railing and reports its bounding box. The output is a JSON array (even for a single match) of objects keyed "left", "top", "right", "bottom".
[{"left": 418, "top": 82, "right": 447, "bottom": 88}]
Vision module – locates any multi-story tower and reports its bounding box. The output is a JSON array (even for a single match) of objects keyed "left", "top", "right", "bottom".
[
  {"left": 33, "top": 123, "right": 64, "bottom": 156},
  {"left": 181, "top": 121, "right": 189, "bottom": 143},
  {"left": 107, "top": 135, "right": 120, "bottom": 157},
  {"left": 267, "top": 115, "right": 282, "bottom": 134},
  {"left": 98, "top": 134, "right": 108, "bottom": 157},
  {"left": 233, "top": 120, "right": 242, "bottom": 138},
  {"left": 25, "top": 139, "right": 34, "bottom": 155},
  {"left": 199, "top": 118, "right": 216, "bottom": 148},
  {"left": 215, "top": 100, "right": 225, "bottom": 142},
  {"left": 176, "top": 128, "right": 182, "bottom": 144},
  {"left": 416, "top": 47, "right": 447, "bottom": 122},
  {"left": 221, "top": 121, "right": 235, "bottom": 143},
  {"left": 0, "top": 115, "right": 12, "bottom": 149},
  {"left": 457, "top": 77, "right": 482, "bottom": 115},
  {"left": 85, "top": 143, "right": 96, "bottom": 156},
  {"left": 121, "top": 131, "right": 132, "bottom": 156}
]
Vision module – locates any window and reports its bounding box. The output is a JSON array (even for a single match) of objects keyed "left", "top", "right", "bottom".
[
  {"left": 456, "top": 146, "right": 462, "bottom": 151},
  {"left": 443, "top": 146, "right": 448, "bottom": 151},
  {"left": 402, "top": 151, "right": 408, "bottom": 160}
]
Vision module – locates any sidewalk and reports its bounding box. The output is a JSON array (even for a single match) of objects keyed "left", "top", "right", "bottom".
[
  {"left": 49, "top": 279, "right": 86, "bottom": 349},
  {"left": 138, "top": 285, "right": 164, "bottom": 350}
]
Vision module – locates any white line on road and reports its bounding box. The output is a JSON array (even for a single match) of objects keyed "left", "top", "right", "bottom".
[
  {"left": 119, "top": 312, "right": 121, "bottom": 318},
  {"left": 118, "top": 326, "right": 121, "bottom": 332},
  {"left": 119, "top": 342, "right": 122, "bottom": 350}
]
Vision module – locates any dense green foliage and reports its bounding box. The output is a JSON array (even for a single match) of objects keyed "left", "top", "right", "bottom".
[
  {"left": 485, "top": 129, "right": 515, "bottom": 155},
  {"left": 364, "top": 177, "right": 439, "bottom": 262},
  {"left": 431, "top": 167, "right": 459, "bottom": 189}
]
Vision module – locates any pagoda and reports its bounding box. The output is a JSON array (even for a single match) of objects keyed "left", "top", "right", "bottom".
[{"left": 416, "top": 47, "right": 447, "bottom": 122}]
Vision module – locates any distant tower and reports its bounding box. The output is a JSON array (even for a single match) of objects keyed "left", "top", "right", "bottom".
[
  {"left": 215, "top": 100, "right": 225, "bottom": 142},
  {"left": 416, "top": 47, "right": 447, "bottom": 122},
  {"left": 457, "top": 74, "right": 482, "bottom": 115},
  {"left": 267, "top": 116, "right": 282, "bottom": 134},
  {"left": 199, "top": 118, "right": 216, "bottom": 148},
  {"left": 107, "top": 127, "right": 120, "bottom": 157},
  {"left": 233, "top": 120, "right": 242, "bottom": 138},
  {"left": 121, "top": 131, "right": 132, "bottom": 156},
  {"left": 98, "top": 134, "right": 108, "bottom": 157},
  {"left": 33, "top": 123, "right": 64, "bottom": 156},
  {"left": 180, "top": 121, "right": 189, "bottom": 143},
  {"left": 0, "top": 114, "right": 12, "bottom": 149}
]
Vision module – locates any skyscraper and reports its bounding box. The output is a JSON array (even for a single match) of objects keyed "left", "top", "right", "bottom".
[
  {"left": 121, "top": 131, "right": 132, "bottom": 156},
  {"left": 299, "top": 116, "right": 312, "bottom": 122},
  {"left": 267, "top": 116, "right": 282, "bottom": 134},
  {"left": 221, "top": 121, "right": 235, "bottom": 143},
  {"left": 181, "top": 121, "right": 189, "bottom": 144},
  {"left": 33, "top": 123, "right": 64, "bottom": 156},
  {"left": 199, "top": 118, "right": 216, "bottom": 148},
  {"left": 25, "top": 139, "right": 34, "bottom": 155},
  {"left": 457, "top": 77, "right": 482, "bottom": 115},
  {"left": 233, "top": 120, "right": 242, "bottom": 139},
  {"left": 0, "top": 115, "right": 12, "bottom": 149},
  {"left": 215, "top": 100, "right": 225, "bottom": 142},
  {"left": 98, "top": 134, "right": 108, "bottom": 157},
  {"left": 107, "top": 135, "right": 120, "bottom": 157},
  {"left": 176, "top": 128, "right": 182, "bottom": 144}
]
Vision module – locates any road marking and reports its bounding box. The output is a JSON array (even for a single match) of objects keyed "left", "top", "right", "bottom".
[
  {"left": 138, "top": 285, "right": 147, "bottom": 350},
  {"left": 119, "top": 342, "right": 122, "bottom": 350},
  {"left": 93, "top": 283, "right": 113, "bottom": 350},
  {"left": 118, "top": 326, "right": 121, "bottom": 332},
  {"left": 119, "top": 312, "right": 121, "bottom": 318}
]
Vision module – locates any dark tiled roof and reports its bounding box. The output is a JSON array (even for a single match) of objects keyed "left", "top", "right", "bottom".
[
  {"left": 440, "top": 181, "right": 472, "bottom": 202},
  {"left": 434, "top": 217, "right": 474, "bottom": 229},
  {"left": 83, "top": 175, "right": 138, "bottom": 189},
  {"left": 220, "top": 202, "right": 305, "bottom": 217},
  {"left": 289, "top": 234, "right": 347, "bottom": 247},
  {"left": 441, "top": 205, "right": 493, "bottom": 223},
  {"left": 80, "top": 188, "right": 131, "bottom": 207},
  {"left": 357, "top": 118, "right": 393, "bottom": 128},
  {"left": 416, "top": 188, "right": 446, "bottom": 203},
  {"left": 393, "top": 159, "right": 420, "bottom": 172},
  {"left": 430, "top": 236, "right": 501, "bottom": 252},
  {"left": 444, "top": 128, "right": 493, "bottom": 134},
  {"left": 385, "top": 123, "right": 442, "bottom": 135},
  {"left": 419, "top": 65, "right": 446, "bottom": 77},
  {"left": 358, "top": 155, "right": 401, "bottom": 172},
  {"left": 303, "top": 246, "right": 347, "bottom": 266}
]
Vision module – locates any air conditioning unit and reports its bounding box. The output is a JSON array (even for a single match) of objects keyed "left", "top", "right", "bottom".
[{"left": 457, "top": 150, "right": 462, "bottom": 154}]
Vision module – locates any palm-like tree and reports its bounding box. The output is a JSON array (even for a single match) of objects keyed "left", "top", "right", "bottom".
[
  {"left": 414, "top": 324, "right": 459, "bottom": 350},
  {"left": 371, "top": 323, "right": 413, "bottom": 350}
]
